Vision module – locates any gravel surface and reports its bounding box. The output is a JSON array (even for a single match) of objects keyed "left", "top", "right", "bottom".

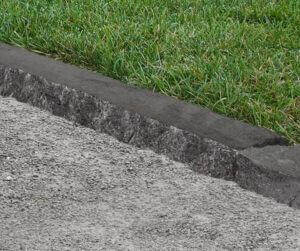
[{"left": 0, "top": 96, "right": 299, "bottom": 250}]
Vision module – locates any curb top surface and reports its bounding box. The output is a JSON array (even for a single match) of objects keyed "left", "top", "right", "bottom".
[{"left": 0, "top": 43, "right": 287, "bottom": 150}]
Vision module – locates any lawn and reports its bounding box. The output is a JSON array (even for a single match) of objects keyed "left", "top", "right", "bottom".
[{"left": 0, "top": 0, "right": 299, "bottom": 144}]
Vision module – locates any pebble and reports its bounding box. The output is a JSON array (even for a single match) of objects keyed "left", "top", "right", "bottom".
[{"left": 3, "top": 175, "right": 13, "bottom": 181}]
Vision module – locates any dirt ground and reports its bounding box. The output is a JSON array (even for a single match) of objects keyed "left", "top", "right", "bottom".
[{"left": 0, "top": 96, "right": 299, "bottom": 250}]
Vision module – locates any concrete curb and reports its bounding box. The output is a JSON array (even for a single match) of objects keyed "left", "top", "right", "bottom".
[{"left": 0, "top": 43, "right": 299, "bottom": 208}]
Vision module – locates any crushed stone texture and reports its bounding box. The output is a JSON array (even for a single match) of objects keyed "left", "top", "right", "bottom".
[{"left": 0, "top": 96, "right": 299, "bottom": 250}]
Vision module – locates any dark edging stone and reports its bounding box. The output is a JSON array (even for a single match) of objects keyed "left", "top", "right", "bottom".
[
  {"left": 236, "top": 153, "right": 300, "bottom": 208},
  {"left": 0, "top": 66, "right": 237, "bottom": 179},
  {"left": 0, "top": 43, "right": 287, "bottom": 150},
  {"left": 0, "top": 65, "right": 299, "bottom": 209},
  {"left": 238, "top": 145, "right": 300, "bottom": 208}
]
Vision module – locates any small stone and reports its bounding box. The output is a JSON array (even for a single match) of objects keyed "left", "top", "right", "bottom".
[{"left": 4, "top": 176, "right": 13, "bottom": 181}]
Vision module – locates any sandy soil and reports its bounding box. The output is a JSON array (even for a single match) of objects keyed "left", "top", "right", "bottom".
[{"left": 0, "top": 96, "right": 299, "bottom": 250}]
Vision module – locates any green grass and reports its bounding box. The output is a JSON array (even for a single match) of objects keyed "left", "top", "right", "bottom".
[{"left": 0, "top": 0, "right": 299, "bottom": 144}]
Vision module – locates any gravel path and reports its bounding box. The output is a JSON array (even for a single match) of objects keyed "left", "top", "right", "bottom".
[{"left": 0, "top": 96, "right": 299, "bottom": 250}]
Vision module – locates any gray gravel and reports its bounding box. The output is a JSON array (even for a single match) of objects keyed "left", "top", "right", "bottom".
[{"left": 0, "top": 96, "right": 299, "bottom": 250}]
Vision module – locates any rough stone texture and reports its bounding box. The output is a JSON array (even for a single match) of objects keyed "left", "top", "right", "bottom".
[
  {"left": 0, "top": 65, "right": 299, "bottom": 209},
  {"left": 0, "top": 66, "right": 237, "bottom": 180},
  {"left": 0, "top": 96, "right": 299, "bottom": 250},
  {"left": 236, "top": 146, "right": 300, "bottom": 208},
  {"left": 0, "top": 42, "right": 287, "bottom": 150},
  {"left": 236, "top": 153, "right": 300, "bottom": 208},
  {"left": 241, "top": 145, "right": 300, "bottom": 178}
]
